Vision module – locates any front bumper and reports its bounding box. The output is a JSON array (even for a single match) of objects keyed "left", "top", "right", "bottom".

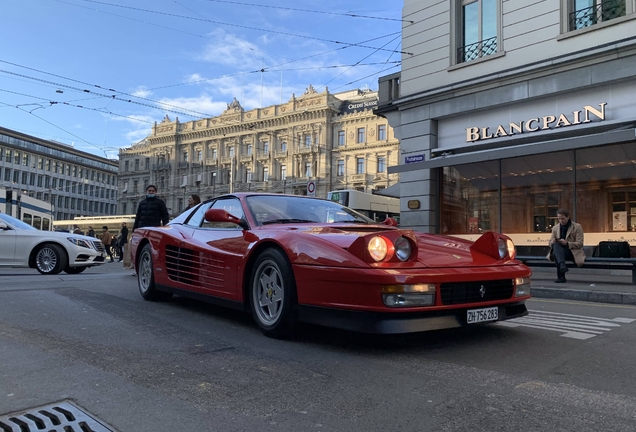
[{"left": 297, "top": 301, "right": 528, "bottom": 334}]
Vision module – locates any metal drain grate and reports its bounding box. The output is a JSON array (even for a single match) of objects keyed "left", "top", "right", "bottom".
[{"left": 0, "top": 400, "right": 116, "bottom": 432}]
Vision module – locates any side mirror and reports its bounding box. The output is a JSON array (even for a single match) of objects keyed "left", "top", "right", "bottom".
[{"left": 204, "top": 209, "right": 249, "bottom": 229}]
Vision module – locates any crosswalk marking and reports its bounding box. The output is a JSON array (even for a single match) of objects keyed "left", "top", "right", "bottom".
[{"left": 495, "top": 310, "right": 635, "bottom": 339}]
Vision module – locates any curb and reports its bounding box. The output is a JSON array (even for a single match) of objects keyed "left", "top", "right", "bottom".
[{"left": 531, "top": 287, "right": 636, "bottom": 305}]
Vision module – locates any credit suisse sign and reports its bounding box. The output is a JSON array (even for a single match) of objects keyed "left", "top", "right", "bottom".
[{"left": 339, "top": 99, "right": 379, "bottom": 115}]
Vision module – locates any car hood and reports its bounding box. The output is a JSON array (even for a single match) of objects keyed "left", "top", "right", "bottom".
[{"left": 264, "top": 225, "right": 506, "bottom": 268}]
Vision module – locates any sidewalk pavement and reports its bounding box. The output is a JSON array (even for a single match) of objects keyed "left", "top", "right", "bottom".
[{"left": 529, "top": 267, "right": 636, "bottom": 305}]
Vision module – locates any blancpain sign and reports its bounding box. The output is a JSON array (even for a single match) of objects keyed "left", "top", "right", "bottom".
[{"left": 465, "top": 102, "right": 607, "bottom": 142}]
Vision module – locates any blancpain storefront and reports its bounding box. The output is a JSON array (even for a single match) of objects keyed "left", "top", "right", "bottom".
[{"left": 389, "top": 80, "right": 636, "bottom": 256}]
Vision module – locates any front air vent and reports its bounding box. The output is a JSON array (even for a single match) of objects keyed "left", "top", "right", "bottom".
[{"left": 440, "top": 279, "right": 514, "bottom": 305}]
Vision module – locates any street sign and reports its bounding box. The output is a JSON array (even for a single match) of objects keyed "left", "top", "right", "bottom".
[
  {"left": 405, "top": 154, "right": 425, "bottom": 164},
  {"left": 307, "top": 180, "right": 316, "bottom": 197}
]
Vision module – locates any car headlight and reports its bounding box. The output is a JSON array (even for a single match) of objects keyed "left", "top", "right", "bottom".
[
  {"left": 368, "top": 236, "right": 388, "bottom": 261},
  {"left": 514, "top": 277, "right": 531, "bottom": 297},
  {"left": 382, "top": 284, "right": 436, "bottom": 307},
  {"left": 67, "top": 237, "right": 92, "bottom": 249},
  {"left": 507, "top": 239, "right": 516, "bottom": 259},
  {"left": 394, "top": 237, "right": 412, "bottom": 261},
  {"left": 498, "top": 238, "right": 507, "bottom": 259}
]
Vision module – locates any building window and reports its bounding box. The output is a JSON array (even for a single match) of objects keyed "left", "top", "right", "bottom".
[
  {"left": 247, "top": 144, "right": 252, "bottom": 156},
  {"left": 4, "top": 168, "right": 10, "bottom": 181},
  {"left": 14, "top": 152, "right": 20, "bottom": 164},
  {"left": 197, "top": 150, "right": 202, "bottom": 161},
  {"left": 281, "top": 141, "right": 287, "bottom": 152},
  {"left": 22, "top": 171, "right": 28, "bottom": 184},
  {"left": 281, "top": 165, "right": 287, "bottom": 180},
  {"left": 305, "top": 135, "right": 312, "bottom": 147},
  {"left": 338, "top": 130, "right": 345, "bottom": 146},
  {"left": 456, "top": 0, "right": 498, "bottom": 64},
  {"left": 569, "top": 0, "right": 626, "bottom": 30},
  {"left": 337, "top": 160, "right": 344, "bottom": 176},
  {"left": 356, "top": 157, "right": 365, "bottom": 174},
  {"left": 212, "top": 148, "right": 217, "bottom": 159},
  {"left": 211, "top": 172, "right": 217, "bottom": 185},
  {"left": 4, "top": 150, "right": 11, "bottom": 163},
  {"left": 357, "top": 128, "right": 365, "bottom": 143},
  {"left": 125, "top": 161, "right": 129, "bottom": 172},
  {"left": 229, "top": 147, "right": 235, "bottom": 158},
  {"left": 378, "top": 125, "right": 387, "bottom": 141},
  {"left": 263, "top": 167, "right": 269, "bottom": 182},
  {"left": 246, "top": 169, "right": 252, "bottom": 182},
  {"left": 377, "top": 157, "right": 386, "bottom": 173},
  {"left": 305, "top": 162, "right": 312, "bottom": 178},
  {"left": 145, "top": 158, "right": 150, "bottom": 169},
  {"left": 183, "top": 152, "right": 188, "bottom": 162},
  {"left": 263, "top": 142, "right": 269, "bottom": 153},
  {"left": 134, "top": 159, "right": 139, "bottom": 171},
  {"left": 22, "top": 154, "right": 29, "bottom": 167}
]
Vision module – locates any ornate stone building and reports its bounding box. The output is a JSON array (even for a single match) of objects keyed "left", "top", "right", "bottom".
[{"left": 118, "top": 86, "right": 399, "bottom": 216}]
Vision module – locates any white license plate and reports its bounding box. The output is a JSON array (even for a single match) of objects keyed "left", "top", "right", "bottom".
[{"left": 467, "top": 307, "right": 499, "bottom": 324}]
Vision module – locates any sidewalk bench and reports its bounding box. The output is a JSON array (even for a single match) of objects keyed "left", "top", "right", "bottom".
[{"left": 515, "top": 255, "right": 636, "bottom": 285}]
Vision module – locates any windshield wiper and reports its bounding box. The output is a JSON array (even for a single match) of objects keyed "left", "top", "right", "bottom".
[{"left": 262, "top": 218, "right": 316, "bottom": 225}]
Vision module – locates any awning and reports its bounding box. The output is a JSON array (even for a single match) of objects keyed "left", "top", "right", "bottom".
[
  {"left": 389, "top": 128, "right": 636, "bottom": 174},
  {"left": 374, "top": 183, "right": 400, "bottom": 198}
]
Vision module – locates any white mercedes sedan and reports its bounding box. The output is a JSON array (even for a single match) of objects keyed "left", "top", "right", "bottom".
[{"left": 0, "top": 213, "right": 107, "bottom": 275}]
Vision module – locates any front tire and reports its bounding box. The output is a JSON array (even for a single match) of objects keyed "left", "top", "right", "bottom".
[
  {"left": 35, "top": 243, "right": 67, "bottom": 275},
  {"left": 138, "top": 244, "right": 172, "bottom": 301},
  {"left": 64, "top": 266, "right": 87, "bottom": 274},
  {"left": 250, "top": 249, "right": 298, "bottom": 339}
]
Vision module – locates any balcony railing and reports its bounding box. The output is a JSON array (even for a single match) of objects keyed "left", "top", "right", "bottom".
[
  {"left": 457, "top": 36, "right": 497, "bottom": 64},
  {"left": 239, "top": 154, "right": 253, "bottom": 163},
  {"left": 256, "top": 151, "right": 270, "bottom": 161},
  {"left": 274, "top": 150, "right": 288, "bottom": 159},
  {"left": 152, "top": 163, "right": 171, "bottom": 170},
  {"left": 178, "top": 162, "right": 189, "bottom": 169},
  {"left": 569, "top": 0, "right": 625, "bottom": 30},
  {"left": 295, "top": 144, "right": 317, "bottom": 155},
  {"left": 221, "top": 156, "right": 232, "bottom": 165}
]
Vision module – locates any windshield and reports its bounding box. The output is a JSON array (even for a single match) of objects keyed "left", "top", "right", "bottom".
[
  {"left": 0, "top": 212, "right": 37, "bottom": 230},
  {"left": 246, "top": 195, "right": 373, "bottom": 226}
]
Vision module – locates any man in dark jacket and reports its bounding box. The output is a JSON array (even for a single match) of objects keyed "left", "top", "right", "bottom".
[
  {"left": 132, "top": 185, "right": 169, "bottom": 276},
  {"left": 118, "top": 222, "right": 129, "bottom": 263},
  {"left": 133, "top": 185, "right": 169, "bottom": 231}
]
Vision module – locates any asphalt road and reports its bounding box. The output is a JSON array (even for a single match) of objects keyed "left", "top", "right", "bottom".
[{"left": 1, "top": 266, "right": 636, "bottom": 431}]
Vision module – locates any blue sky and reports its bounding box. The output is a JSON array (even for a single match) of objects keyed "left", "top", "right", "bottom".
[{"left": 0, "top": 0, "right": 403, "bottom": 159}]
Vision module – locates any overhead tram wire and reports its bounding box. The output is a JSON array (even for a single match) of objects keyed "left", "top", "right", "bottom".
[
  {"left": 321, "top": 33, "right": 402, "bottom": 90},
  {"left": 0, "top": 69, "right": 210, "bottom": 119},
  {"left": 330, "top": 64, "right": 401, "bottom": 92},
  {"left": 0, "top": 89, "right": 155, "bottom": 124},
  {"left": 69, "top": 0, "right": 412, "bottom": 55},
  {"left": 0, "top": 101, "right": 108, "bottom": 156},
  {"left": 202, "top": 0, "right": 413, "bottom": 23}
]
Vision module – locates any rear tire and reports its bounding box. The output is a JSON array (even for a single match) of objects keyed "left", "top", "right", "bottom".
[
  {"left": 35, "top": 243, "right": 67, "bottom": 275},
  {"left": 138, "top": 244, "right": 173, "bottom": 301},
  {"left": 250, "top": 249, "right": 298, "bottom": 339},
  {"left": 64, "top": 266, "right": 87, "bottom": 274}
]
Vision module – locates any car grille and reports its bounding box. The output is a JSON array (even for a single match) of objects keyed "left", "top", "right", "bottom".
[
  {"left": 92, "top": 241, "right": 105, "bottom": 252},
  {"left": 440, "top": 279, "right": 514, "bottom": 305}
]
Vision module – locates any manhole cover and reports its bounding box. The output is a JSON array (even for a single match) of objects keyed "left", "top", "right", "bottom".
[{"left": 0, "top": 400, "right": 116, "bottom": 431}]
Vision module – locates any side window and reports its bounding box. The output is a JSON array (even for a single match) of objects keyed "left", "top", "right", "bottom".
[
  {"left": 185, "top": 202, "right": 211, "bottom": 228},
  {"left": 202, "top": 198, "right": 245, "bottom": 229}
]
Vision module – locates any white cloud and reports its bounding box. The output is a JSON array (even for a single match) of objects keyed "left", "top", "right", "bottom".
[
  {"left": 157, "top": 95, "right": 228, "bottom": 118},
  {"left": 131, "top": 86, "right": 153, "bottom": 98}
]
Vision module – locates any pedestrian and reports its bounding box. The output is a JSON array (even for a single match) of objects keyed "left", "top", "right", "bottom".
[
  {"left": 119, "top": 221, "right": 131, "bottom": 268},
  {"left": 132, "top": 185, "right": 169, "bottom": 275},
  {"left": 185, "top": 194, "right": 201, "bottom": 211},
  {"left": 547, "top": 209, "right": 585, "bottom": 283},
  {"left": 72, "top": 224, "right": 82, "bottom": 235},
  {"left": 101, "top": 225, "right": 114, "bottom": 263},
  {"left": 87, "top": 226, "right": 95, "bottom": 237}
]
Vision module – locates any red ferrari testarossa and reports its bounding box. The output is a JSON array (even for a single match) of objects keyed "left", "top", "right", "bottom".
[{"left": 131, "top": 193, "right": 531, "bottom": 338}]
